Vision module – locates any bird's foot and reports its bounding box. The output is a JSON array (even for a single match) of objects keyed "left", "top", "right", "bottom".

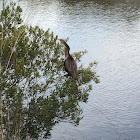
[{"left": 64, "top": 74, "right": 69, "bottom": 77}]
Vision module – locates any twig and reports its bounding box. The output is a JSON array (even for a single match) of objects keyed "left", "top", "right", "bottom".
[
  {"left": 4, "top": 27, "right": 25, "bottom": 74},
  {"left": 4, "top": 34, "right": 20, "bottom": 73}
]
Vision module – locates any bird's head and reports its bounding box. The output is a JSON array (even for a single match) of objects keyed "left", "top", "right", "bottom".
[
  {"left": 58, "top": 39, "right": 70, "bottom": 50},
  {"left": 58, "top": 39, "right": 65, "bottom": 45}
]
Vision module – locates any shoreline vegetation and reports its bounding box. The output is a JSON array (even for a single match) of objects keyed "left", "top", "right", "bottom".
[{"left": 0, "top": 1, "right": 99, "bottom": 139}]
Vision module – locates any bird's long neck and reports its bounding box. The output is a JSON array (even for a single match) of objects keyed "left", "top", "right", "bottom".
[
  {"left": 63, "top": 41, "right": 70, "bottom": 59},
  {"left": 65, "top": 47, "right": 70, "bottom": 59}
]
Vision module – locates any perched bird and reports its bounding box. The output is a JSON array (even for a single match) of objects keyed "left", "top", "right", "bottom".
[{"left": 58, "top": 39, "right": 78, "bottom": 80}]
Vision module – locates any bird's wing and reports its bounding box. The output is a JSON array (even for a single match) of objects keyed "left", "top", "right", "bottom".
[
  {"left": 72, "top": 60, "right": 78, "bottom": 80},
  {"left": 65, "top": 59, "right": 78, "bottom": 80}
]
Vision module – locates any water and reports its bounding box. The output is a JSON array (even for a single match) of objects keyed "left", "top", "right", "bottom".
[{"left": 2, "top": 0, "right": 140, "bottom": 139}]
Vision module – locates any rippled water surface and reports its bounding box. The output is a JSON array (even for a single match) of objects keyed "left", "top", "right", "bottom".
[{"left": 3, "top": 0, "right": 140, "bottom": 139}]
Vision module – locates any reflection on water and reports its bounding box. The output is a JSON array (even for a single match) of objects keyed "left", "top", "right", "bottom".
[{"left": 2, "top": 0, "right": 140, "bottom": 139}]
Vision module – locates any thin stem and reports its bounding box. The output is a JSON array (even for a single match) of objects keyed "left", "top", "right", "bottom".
[
  {"left": 4, "top": 33, "right": 20, "bottom": 73},
  {"left": 0, "top": 16, "right": 3, "bottom": 138},
  {"left": 0, "top": 90, "right": 3, "bottom": 140},
  {"left": 4, "top": 28, "right": 25, "bottom": 74},
  {"left": 6, "top": 107, "right": 10, "bottom": 140}
]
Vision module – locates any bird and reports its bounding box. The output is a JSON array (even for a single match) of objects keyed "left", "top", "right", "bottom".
[{"left": 58, "top": 39, "right": 78, "bottom": 80}]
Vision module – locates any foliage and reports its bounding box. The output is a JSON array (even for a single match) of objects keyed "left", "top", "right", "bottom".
[{"left": 0, "top": 2, "right": 99, "bottom": 139}]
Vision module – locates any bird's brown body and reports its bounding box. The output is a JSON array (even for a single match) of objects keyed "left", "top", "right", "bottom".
[{"left": 58, "top": 39, "right": 78, "bottom": 80}]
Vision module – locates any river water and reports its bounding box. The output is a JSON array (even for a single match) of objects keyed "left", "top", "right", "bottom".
[{"left": 2, "top": 0, "right": 140, "bottom": 139}]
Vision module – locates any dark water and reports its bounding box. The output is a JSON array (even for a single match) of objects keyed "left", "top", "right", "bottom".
[{"left": 3, "top": 0, "right": 140, "bottom": 139}]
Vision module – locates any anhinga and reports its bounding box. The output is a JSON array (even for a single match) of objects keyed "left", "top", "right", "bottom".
[{"left": 58, "top": 39, "right": 78, "bottom": 80}]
